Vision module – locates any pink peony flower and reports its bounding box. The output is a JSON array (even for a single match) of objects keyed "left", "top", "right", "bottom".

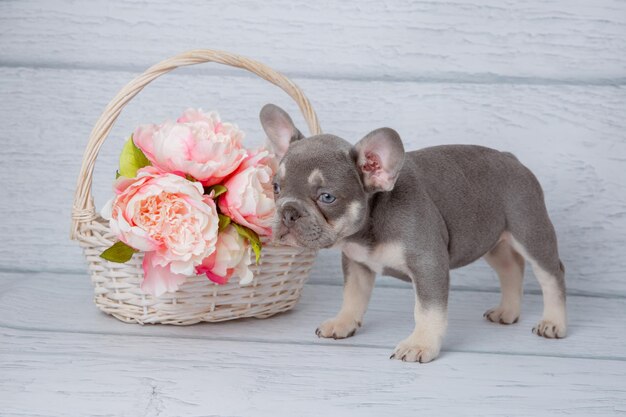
[
  {"left": 196, "top": 225, "right": 254, "bottom": 285},
  {"left": 133, "top": 109, "right": 247, "bottom": 186},
  {"left": 218, "top": 149, "right": 277, "bottom": 236},
  {"left": 101, "top": 167, "right": 219, "bottom": 296}
]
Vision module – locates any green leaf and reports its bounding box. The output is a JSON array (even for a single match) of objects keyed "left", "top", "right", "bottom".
[
  {"left": 218, "top": 214, "right": 231, "bottom": 232},
  {"left": 100, "top": 241, "right": 137, "bottom": 263},
  {"left": 204, "top": 184, "right": 228, "bottom": 198},
  {"left": 119, "top": 134, "right": 150, "bottom": 178},
  {"left": 115, "top": 170, "right": 121, "bottom": 179},
  {"left": 250, "top": 240, "right": 262, "bottom": 264},
  {"left": 231, "top": 223, "right": 262, "bottom": 264}
]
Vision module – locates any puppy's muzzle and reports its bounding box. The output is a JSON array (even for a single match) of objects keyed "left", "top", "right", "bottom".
[
  {"left": 281, "top": 206, "right": 302, "bottom": 228},
  {"left": 272, "top": 200, "right": 308, "bottom": 246},
  {"left": 279, "top": 201, "right": 305, "bottom": 228}
]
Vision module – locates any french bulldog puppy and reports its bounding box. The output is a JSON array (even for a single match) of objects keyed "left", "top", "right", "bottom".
[{"left": 260, "top": 104, "right": 567, "bottom": 363}]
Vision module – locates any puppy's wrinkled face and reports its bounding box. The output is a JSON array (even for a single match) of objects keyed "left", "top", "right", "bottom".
[
  {"left": 259, "top": 104, "right": 405, "bottom": 249},
  {"left": 273, "top": 135, "right": 367, "bottom": 248}
]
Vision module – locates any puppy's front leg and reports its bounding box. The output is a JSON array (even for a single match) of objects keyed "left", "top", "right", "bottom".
[
  {"left": 316, "top": 254, "right": 375, "bottom": 339},
  {"left": 391, "top": 261, "right": 449, "bottom": 363}
]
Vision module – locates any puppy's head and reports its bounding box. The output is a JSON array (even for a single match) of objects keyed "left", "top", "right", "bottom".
[{"left": 260, "top": 104, "right": 405, "bottom": 249}]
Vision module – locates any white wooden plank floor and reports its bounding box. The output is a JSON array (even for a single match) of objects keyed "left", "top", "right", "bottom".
[{"left": 1, "top": 271, "right": 625, "bottom": 416}]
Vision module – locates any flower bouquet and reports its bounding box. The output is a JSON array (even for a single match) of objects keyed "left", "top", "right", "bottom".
[{"left": 100, "top": 109, "right": 277, "bottom": 297}]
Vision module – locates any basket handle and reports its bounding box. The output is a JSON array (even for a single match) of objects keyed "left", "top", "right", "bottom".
[{"left": 71, "top": 49, "right": 321, "bottom": 239}]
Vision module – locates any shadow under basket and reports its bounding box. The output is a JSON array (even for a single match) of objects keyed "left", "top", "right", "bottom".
[{"left": 70, "top": 49, "right": 321, "bottom": 325}]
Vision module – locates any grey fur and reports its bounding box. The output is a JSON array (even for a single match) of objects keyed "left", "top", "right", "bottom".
[{"left": 260, "top": 104, "right": 567, "bottom": 361}]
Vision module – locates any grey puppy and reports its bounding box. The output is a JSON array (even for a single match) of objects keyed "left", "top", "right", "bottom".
[{"left": 260, "top": 104, "right": 567, "bottom": 363}]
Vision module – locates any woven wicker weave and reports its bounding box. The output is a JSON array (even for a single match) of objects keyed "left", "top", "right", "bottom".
[{"left": 71, "top": 49, "right": 320, "bottom": 325}]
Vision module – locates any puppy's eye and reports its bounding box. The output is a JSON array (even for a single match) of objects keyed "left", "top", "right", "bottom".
[
  {"left": 273, "top": 182, "right": 281, "bottom": 194},
  {"left": 318, "top": 193, "right": 336, "bottom": 204}
]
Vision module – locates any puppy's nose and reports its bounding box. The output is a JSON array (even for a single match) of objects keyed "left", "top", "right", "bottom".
[{"left": 281, "top": 205, "right": 302, "bottom": 227}]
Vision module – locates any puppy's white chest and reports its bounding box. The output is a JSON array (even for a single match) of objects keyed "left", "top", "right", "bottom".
[
  {"left": 342, "top": 242, "right": 371, "bottom": 267},
  {"left": 341, "top": 241, "right": 406, "bottom": 274}
]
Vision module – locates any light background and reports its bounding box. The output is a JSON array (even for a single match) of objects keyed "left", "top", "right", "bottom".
[{"left": 0, "top": 1, "right": 625, "bottom": 294}]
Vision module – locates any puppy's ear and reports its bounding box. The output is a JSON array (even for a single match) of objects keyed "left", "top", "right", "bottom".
[
  {"left": 353, "top": 128, "right": 405, "bottom": 192},
  {"left": 259, "top": 104, "right": 304, "bottom": 159}
]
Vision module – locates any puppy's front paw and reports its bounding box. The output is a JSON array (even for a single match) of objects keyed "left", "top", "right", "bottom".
[
  {"left": 533, "top": 319, "right": 566, "bottom": 339},
  {"left": 315, "top": 316, "right": 360, "bottom": 339},
  {"left": 483, "top": 306, "right": 519, "bottom": 325},
  {"left": 390, "top": 339, "right": 440, "bottom": 363}
]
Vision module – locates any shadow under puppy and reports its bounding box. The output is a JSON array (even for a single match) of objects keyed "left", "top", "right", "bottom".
[{"left": 260, "top": 104, "right": 567, "bottom": 363}]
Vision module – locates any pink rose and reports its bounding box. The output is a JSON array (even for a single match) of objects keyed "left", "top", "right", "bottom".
[
  {"left": 218, "top": 149, "right": 277, "bottom": 236},
  {"left": 133, "top": 109, "right": 247, "bottom": 186},
  {"left": 102, "top": 167, "right": 219, "bottom": 296},
  {"left": 196, "top": 225, "right": 254, "bottom": 285}
]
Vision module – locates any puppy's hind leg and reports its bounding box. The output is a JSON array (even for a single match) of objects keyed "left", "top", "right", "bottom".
[
  {"left": 503, "top": 166, "right": 567, "bottom": 338},
  {"left": 508, "top": 230, "right": 567, "bottom": 339},
  {"left": 483, "top": 237, "right": 524, "bottom": 325}
]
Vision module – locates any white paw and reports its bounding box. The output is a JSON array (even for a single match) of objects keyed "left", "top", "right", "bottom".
[
  {"left": 483, "top": 306, "right": 519, "bottom": 325},
  {"left": 390, "top": 339, "right": 440, "bottom": 363},
  {"left": 533, "top": 319, "right": 567, "bottom": 339},
  {"left": 315, "top": 316, "right": 360, "bottom": 339}
]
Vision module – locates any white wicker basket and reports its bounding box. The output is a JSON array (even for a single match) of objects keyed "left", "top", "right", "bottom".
[{"left": 70, "top": 49, "right": 320, "bottom": 325}]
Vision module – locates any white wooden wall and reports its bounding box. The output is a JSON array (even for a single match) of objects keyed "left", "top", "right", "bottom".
[{"left": 1, "top": 0, "right": 625, "bottom": 296}]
